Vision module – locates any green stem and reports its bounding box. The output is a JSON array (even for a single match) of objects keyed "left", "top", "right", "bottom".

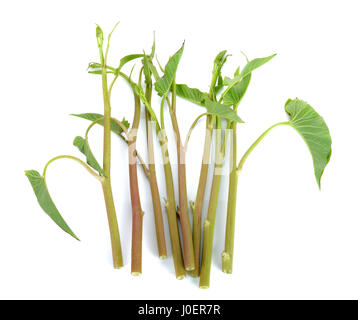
[
  {"left": 43, "top": 155, "right": 103, "bottom": 182},
  {"left": 85, "top": 116, "right": 150, "bottom": 177},
  {"left": 169, "top": 80, "right": 195, "bottom": 271},
  {"left": 184, "top": 113, "right": 210, "bottom": 152},
  {"left": 190, "top": 54, "right": 223, "bottom": 277},
  {"left": 222, "top": 121, "right": 289, "bottom": 273},
  {"left": 128, "top": 82, "right": 144, "bottom": 275},
  {"left": 101, "top": 179, "right": 123, "bottom": 269},
  {"left": 145, "top": 83, "right": 168, "bottom": 259},
  {"left": 222, "top": 121, "right": 238, "bottom": 274},
  {"left": 190, "top": 115, "right": 214, "bottom": 277},
  {"left": 101, "top": 42, "right": 123, "bottom": 269},
  {"left": 200, "top": 118, "right": 225, "bottom": 288},
  {"left": 159, "top": 131, "right": 186, "bottom": 279},
  {"left": 237, "top": 122, "right": 289, "bottom": 173}
]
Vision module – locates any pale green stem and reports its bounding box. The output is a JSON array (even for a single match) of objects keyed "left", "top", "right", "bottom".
[
  {"left": 222, "top": 121, "right": 289, "bottom": 273},
  {"left": 169, "top": 79, "right": 195, "bottom": 271},
  {"left": 100, "top": 34, "right": 123, "bottom": 269},
  {"left": 237, "top": 122, "right": 289, "bottom": 173},
  {"left": 200, "top": 117, "right": 225, "bottom": 288},
  {"left": 43, "top": 155, "right": 103, "bottom": 182},
  {"left": 184, "top": 113, "right": 210, "bottom": 152}
]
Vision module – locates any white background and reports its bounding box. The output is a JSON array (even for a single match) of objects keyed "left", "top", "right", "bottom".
[{"left": 0, "top": 0, "right": 357, "bottom": 299}]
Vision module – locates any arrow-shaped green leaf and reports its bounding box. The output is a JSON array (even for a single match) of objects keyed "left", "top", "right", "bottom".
[
  {"left": 154, "top": 43, "right": 184, "bottom": 96},
  {"left": 25, "top": 170, "right": 79, "bottom": 240},
  {"left": 73, "top": 136, "right": 104, "bottom": 176}
]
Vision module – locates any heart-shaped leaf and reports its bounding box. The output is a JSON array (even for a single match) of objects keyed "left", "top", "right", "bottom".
[
  {"left": 285, "top": 99, "right": 332, "bottom": 188},
  {"left": 154, "top": 43, "right": 184, "bottom": 96},
  {"left": 73, "top": 136, "right": 104, "bottom": 176},
  {"left": 25, "top": 170, "right": 79, "bottom": 240}
]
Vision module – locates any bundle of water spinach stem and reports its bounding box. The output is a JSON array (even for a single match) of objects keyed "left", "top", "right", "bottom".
[{"left": 25, "top": 23, "right": 332, "bottom": 289}]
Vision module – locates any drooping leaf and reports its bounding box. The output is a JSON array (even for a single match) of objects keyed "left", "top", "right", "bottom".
[
  {"left": 223, "top": 73, "right": 251, "bottom": 107},
  {"left": 87, "top": 62, "right": 116, "bottom": 75},
  {"left": 96, "top": 25, "right": 103, "bottom": 46},
  {"left": 71, "top": 113, "right": 130, "bottom": 136},
  {"left": 175, "top": 84, "right": 242, "bottom": 122},
  {"left": 285, "top": 99, "right": 332, "bottom": 188},
  {"left": 175, "top": 84, "right": 208, "bottom": 105},
  {"left": 203, "top": 99, "right": 244, "bottom": 123},
  {"left": 154, "top": 43, "right": 184, "bottom": 96},
  {"left": 222, "top": 54, "right": 276, "bottom": 97},
  {"left": 73, "top": 136, "right": 104, "bottom": 176},
  {"left": 118, "top": 54, "right": 144, "bottom": 71},
  {"left": 25, "top": 170, "right": 79, "bottom": 240}
]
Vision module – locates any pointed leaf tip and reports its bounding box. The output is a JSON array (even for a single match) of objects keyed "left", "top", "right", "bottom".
[
  {"left": 96, "top": 25, "right": 103, "bottom": 41},
  {"left": 25, "top": 170, "right": 79, "bottom": 240}
]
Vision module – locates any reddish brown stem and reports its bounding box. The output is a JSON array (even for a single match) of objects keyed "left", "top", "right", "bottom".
[
  {"left": 129, "top": 91, "right": 144, "bottom": 275},
  {"left": 169, "top": 82, "right": 195, "bottom": 271},
  {"left": 145, "top": 83, "right": 167, "bottom": 259}
]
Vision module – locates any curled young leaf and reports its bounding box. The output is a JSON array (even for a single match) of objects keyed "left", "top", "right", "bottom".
[
  {"left": 25, "top": 170, "right": 79, "bottom": 240},
  {"left": 73, "top": 136, "right": 104, "bottom": 176},
  {"left": 214, "top": 50, "right": 228, "bottom": 66},
  {"left": 211, "top": 50, "right": 230, "bottom": 97},
  {"left": 96, "top": 25, "right": 104, "bottom": 46},
  {"left": 285, "top": 99, "right": 332, "bottom": 188}
]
